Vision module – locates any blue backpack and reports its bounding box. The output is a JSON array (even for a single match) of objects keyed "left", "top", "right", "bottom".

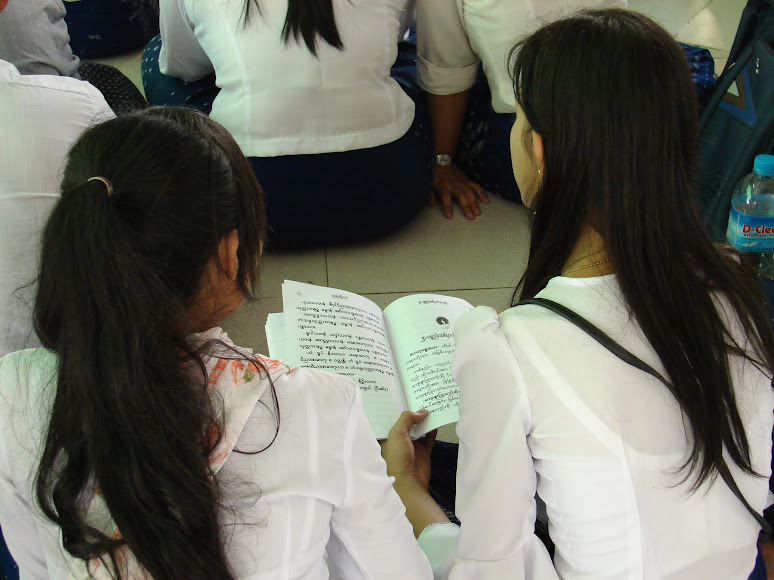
[{"left": 697, "top": 0, "right": 774, "bottom": 241}]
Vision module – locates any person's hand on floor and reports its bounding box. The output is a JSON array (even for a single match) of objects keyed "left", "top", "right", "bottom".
[{"left": 429, "top": 165, "right": 489, "bottom": 220}]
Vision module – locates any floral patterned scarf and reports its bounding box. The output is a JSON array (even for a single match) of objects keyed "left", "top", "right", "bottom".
[{"left": 65, "top": 329, "right": 292, "bottom": 580}]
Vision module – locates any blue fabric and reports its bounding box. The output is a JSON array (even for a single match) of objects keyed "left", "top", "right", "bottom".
[
  {"left": 429, "top": 440, "right": 459, "bottom": 512},
  {"left": 0, "top": 527, "right": 18, "bottom": 580},
  {"left": 141, "top": 34, "right": 218, "bottom": 113},
  {"left": 64, "top": 0, "right": 159, "bottom": 59},
  {"left": 679, "top": 43, "right": 716, "bottom": 109},
  {"left": 748, "top": 545, "right": 767, "bottom": 580},
  {"left": 248, "top": 110, "right": 430, "bottom": 249}
]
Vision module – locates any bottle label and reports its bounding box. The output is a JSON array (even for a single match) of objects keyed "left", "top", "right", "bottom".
[{"left": 727, "top": 205, "right": 774, "bottom": 251}]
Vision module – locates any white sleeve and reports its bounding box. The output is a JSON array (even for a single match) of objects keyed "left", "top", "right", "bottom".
[
  {"left": 415, "top": 0, "right": 479, "bottom": 95},
  {"left": 326, "top": 387, "right": 433, "bottom": 579},
  {"left": 86, "top": 85, "right": 116, "bottom": 124},
  {"left": 417, "top": 522, "right": 460, "bottom": 578},
  {"left": 0, "top": 417, "right": 50, "bottom": 578},
  {"left": 434, "top": 306, "right": 557, "bottom": 579},
  {"left": 158, "top": 0, "right": 214, "bottom": 81}
]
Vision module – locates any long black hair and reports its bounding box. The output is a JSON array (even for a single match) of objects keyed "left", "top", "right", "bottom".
[
  {"left": 242, "top": 0, "right": 343, "bottom": 56},
  {"left": 510, "top": 9, "right": 774, "bottom": 489},
  {"left": 33, "top": 107, "right": 266, "bottom": 579}
]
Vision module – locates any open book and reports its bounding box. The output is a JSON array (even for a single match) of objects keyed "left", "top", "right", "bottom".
[{"left": 265, "top": 280, "right": 473, "bottom": 438}]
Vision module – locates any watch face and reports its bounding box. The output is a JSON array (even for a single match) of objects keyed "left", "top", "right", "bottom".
[{"left": 434, "top": 154, "right": 453, "bottom": 167}]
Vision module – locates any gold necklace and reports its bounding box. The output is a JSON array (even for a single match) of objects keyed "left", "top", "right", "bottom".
[{"left": 561, "top": 258, "right": 611, "bottom": 275}]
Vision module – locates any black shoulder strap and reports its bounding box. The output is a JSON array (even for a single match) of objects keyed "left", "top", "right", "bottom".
[
  {"left": 724, "top": 0, "right": 774, "bottom": 73},
  {"left": 519, "top": 297, "right": 773, "bottom": 538}
]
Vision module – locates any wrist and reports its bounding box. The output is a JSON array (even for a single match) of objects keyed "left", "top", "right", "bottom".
[
  {"left": 431, "top": 154, "right": 454, "bottom": 167},
  {"left": 391, "top": 477, "right": 450, "bottom": 538},
  {"left": 392, "top": 474, "right": 427, "bottom": 492}
]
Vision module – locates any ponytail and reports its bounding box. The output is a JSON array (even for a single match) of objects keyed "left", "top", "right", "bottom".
[
  {"left": 33, "top": 108, "right": 266, "bottom": 579},
  {"left": 243, "top": 0, "right": 343, "bottom": 56}
]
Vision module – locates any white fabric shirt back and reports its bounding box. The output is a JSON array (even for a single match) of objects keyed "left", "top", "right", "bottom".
[
  {"left": 0, "top": 60, "right": 113, "bottom": 358},
  {"left": 0, "top": 336, "right": 433, "bottom": 579},
  {"left": 416, "top": 0, "right": 627, "bottom": 113},
  {"left": 419, "top": 275, "right": 774, "bottom": 579},
  {"left": 159, "top": 0, "right": 415, "bottom": 157}
]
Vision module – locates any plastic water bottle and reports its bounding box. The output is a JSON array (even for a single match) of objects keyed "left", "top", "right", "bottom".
[{"left": 727, "top": 154, "right": 774, "bottom": 279}]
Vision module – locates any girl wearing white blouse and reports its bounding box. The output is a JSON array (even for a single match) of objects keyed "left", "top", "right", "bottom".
[
  {"left": 0, "top": 107, "right": 432, "bottom": 580},
  {"left": 142, "top": 0, "right": 430, "bottom": 250},
  {"left": 382, "top": 9, "right": 774, "bottom": 579}
]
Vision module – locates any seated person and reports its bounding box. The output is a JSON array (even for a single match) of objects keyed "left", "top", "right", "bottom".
[
  {"left": 0, "top": 52, "right": 113, "bottom": 358},
  {"left": 0, "top": 107, "right": 432, "bottom": 580},
  {"left": 143, "top": 0, "right": 431, "bottom": 250},
  {"left": 0, "top": 0, "right": 146, "bottom": 113},
  {"left": 417, "top": 0, "right": 625, "bottom": 219},
  {"left": 383, "top": 9, "right": 774, "bottom": 579}
]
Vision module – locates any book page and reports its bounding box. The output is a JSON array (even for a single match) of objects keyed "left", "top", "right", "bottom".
[
  {"left": 281, "top": 280, "right": 407, "bottom": 438},
  {"left": 265, "top": 313, "right": 288, "bottom": 361},
  {"left": 383, "top": 294, "right": 473, "bottom": 437}
]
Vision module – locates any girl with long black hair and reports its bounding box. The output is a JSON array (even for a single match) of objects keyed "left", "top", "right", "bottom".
[
  {"left": 140, "top": 0, "right": 429, "bottom": 250},
  {"left": 0, "top": 107, "right": 431, "bottom": 580},
  {"left": 382, "top": 9, "right": 774, "bottom": 579}
]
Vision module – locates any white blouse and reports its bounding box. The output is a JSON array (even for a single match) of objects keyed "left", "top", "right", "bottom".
[
  {"left": 158, "top": 0, "right": 415, "bottom": 157},
  {"left": 0, "top": 59, "right": 113, "bottom": 359},
  {"left": 419, "top": 275, "right": 774, "bottom": 579},
  {"left": 416, "top": 0, "right": 627, "bottom": 113},
  {"left": 0, "top": 331, "right": 433, "bottom": 579}
]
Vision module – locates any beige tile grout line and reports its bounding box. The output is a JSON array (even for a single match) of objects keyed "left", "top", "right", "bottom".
[{"left": 675, "top": 0, "right": 737, "bottom": 53}]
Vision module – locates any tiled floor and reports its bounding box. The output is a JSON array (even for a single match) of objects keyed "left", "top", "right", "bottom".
[{"left": 109, "top": 0, "right": 746, "bottom": 441}]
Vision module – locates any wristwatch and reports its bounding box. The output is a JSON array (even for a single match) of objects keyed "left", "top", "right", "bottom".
[{"left": 432, "top": 154, "right": 453, "bottom": 167}]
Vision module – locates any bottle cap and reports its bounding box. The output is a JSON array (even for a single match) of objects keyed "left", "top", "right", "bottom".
[{"left": 754, "top": 154, "right": 774, "bottom": 177}]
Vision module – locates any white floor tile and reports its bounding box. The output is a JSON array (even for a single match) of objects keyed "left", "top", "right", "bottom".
[
  {"left": 676, "top": 0, "right": 745, "bottom": 51},
  {"left": 220, "top": 296, "right": 283, "bottom": 357},
  {"left": 713, "top": 54, "right": 729, "bottom": 76},
  {"left": 113, "top": 48, "right": 145, "bottom": 96},
  {"left": 326, "top": 196, "right": 530, "bottom": 295},
  {"left": 259, "top": 249, "right": 328, "bottom": 298},
  {"left": 436, "top": 423, "right": 459, "bottom": 444},
  {"left": 629, "top": 0, "right": 713, "bottom": 35}
]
